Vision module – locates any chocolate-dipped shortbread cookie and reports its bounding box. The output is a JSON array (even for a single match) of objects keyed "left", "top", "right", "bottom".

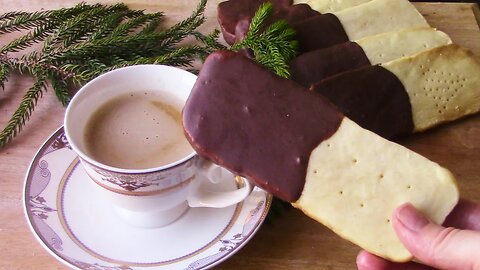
[
  {"left": 182, "top": 50, "right": 459, "bottom": 262},
  {"left": 291, "top": 27, "right": 452, "bottom": 88},
  {"left": 311, "top": 44, "right": 480, "bottom": 138},
  {"left": 218, "top": 0, "right": 429, "bottom": 52}
]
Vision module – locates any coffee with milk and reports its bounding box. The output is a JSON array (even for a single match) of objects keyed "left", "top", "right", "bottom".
[{"left": 84, "top": 91, "right": 193, "bottom": 170}]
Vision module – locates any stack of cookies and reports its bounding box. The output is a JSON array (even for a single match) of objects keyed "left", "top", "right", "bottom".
[{"left": 182, "top": 0, "right": 480, "bottom": 262}]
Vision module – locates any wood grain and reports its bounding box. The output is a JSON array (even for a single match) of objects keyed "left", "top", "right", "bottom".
[{"left": 0, "top": 1, "right": 479, "bottom": 270}]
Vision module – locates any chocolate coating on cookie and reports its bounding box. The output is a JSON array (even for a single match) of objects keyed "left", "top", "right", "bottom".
[
  {"left": 218, "top": 0, "right": 319, "bottom": 45},
  {"left": 183, "top": 51, "right": 343, "bottom": 202},
  {"left": 292, "top": 13, "right": 349, "bottom": 53},
  {"left": 291, "top": 41, "right": 371, "bottom": 88},
  {"left": 311, "top": 65, "right": 414, "bottom": 139}
]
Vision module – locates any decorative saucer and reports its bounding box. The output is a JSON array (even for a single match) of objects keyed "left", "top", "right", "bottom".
[{"left": 23, "top": 127, "right": 272, "bottom": 270}]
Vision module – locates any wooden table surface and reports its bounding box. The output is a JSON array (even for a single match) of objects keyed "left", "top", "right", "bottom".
[{"left": 1, "top": 1, "right": 479, "bottom": 269}]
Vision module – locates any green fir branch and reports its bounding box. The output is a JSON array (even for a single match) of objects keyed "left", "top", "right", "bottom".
[
  {"left": 231, "top": 2, "right": 298, "bottom": 78},
  {"left": 0, "top": 11, "right": 28, "bottom": 22},
  {"left": 247, "top": 1, "right": 272, "bottom": 38},
  {"left": 0, "top": 21, "right": 60, "bottom": 53},
  {"left": 139, "top": 16, "right": 163, "bottom": 34},
  {"left": 0, "top": 10, "right": 52, "bottom": 34},
  {"left": 0, "top": 73, "right": 47, "bottom": 148},
  {"left": 110, "top": 12, "right": 163, "bottom": 37}
]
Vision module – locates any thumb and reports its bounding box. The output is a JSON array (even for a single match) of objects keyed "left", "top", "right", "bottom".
[{"left": 393, "top": 203, "right": 480, "bottom": 270}]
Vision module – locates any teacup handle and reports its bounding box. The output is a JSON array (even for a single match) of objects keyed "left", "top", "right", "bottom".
[{"left": 187, "top": 162, "right": 253, "bottom": 208}]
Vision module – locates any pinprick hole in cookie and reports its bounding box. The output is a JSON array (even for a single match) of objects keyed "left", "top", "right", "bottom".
[
  {"left": 423, "top": 43, "right": 428, "bottom": 48},
  {"left": 407, "top": 185, "right": 412, "bottom": 189},
  {"left": 327, "top": 144, "right": 331, "bottom": 148},
  {"left": 339, "top": 190, "right": 344, "bottom": 195},
  {"left": 360, "top": 203, "right": 364, "bottom": 208},
  {"left": 386, "top": 219, "right": 391, "bottom": 223},
  {"left": 352, "top": 158, "right": 358, "bottom": 164},
  {"left": 313, "top": 170, "right": 318, "bottom": 174},
  {"left": 379, "top": 173, "right": 384, "bottom": 180}
]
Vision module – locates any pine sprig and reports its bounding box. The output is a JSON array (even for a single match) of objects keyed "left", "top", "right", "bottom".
[
  {"left": 0, "top": 1, "right": 222, "bottom": 148},
  {"left": 0, "top": 21, "right": 59, "bottom": 53},
  {"left": 231, "top": 2, "right": 298, "bottom": 78},
  {"left": 110, "top": 12, "right": 163, "bottom": 37},
  {"left": 0, "top": 73, "right": 47, "bottom": 147},
  {"left": 0, "top": 11, "right": 52, "bottom": 34}
]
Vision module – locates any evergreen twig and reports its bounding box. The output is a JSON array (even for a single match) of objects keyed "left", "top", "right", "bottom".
[
  {"left": 231, "top": 2, "right": 298, "bottom": 78},
  {"left": 0, "top": 73, "right": 47, "bottom": 147}
]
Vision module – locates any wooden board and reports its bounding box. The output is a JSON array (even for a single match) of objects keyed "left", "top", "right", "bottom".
[{"left": 0, "top": 1, "right": 479, "bottom": 269}]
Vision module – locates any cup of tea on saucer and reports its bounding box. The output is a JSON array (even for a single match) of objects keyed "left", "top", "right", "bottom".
[{"left": 64, "top": 65, "right": 253, "bottom": 228}]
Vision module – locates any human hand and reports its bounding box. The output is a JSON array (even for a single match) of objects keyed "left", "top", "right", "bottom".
[{"left": 356, "top": 199, "right": 480, "bottom": 270}]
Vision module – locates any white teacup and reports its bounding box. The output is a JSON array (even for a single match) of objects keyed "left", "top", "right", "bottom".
[{"left": 64, "top": 65, "right": 252, "bottom": 228}]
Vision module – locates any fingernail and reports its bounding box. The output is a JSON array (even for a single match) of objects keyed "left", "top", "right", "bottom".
[{"left": 395, "top": 203, "right": 429, "bottom": 232}]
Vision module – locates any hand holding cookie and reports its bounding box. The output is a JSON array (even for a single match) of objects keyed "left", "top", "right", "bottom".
[{"left": 356, "top": 200, "right": 480, "bottom": 270}]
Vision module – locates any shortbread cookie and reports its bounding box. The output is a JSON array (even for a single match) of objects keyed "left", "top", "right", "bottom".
[
  {"left": 357, "top": 27, "right": 452, "bottom": 65},
  {"left": 182, "top": 50, "right": 459, "bottom": 262},
  {"left": 293, "top": 0, "right": 372, "bottom": 13},
  {"left": 334, "top": 0, "right": 428, "bottom": 41},
  {"left": 382, "top": 44, "right": 480, "bottom": 132},
  {"left": 285, "top": 0, "right": 430, "bottom": 52},
  {"left": 311, "top": 44, "right": 480, "bottom": 138},
  {"left": 293, "top": 117, "right": 459, "bottom": 262},
  {"left": 291, "top": 28, "right": 451, "bottom": 87}
]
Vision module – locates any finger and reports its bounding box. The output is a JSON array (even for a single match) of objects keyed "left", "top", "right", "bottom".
[
  {"left": 356, "top": 250, "right": 436, "bottom": 270},
  {"left": 393, "top": 203, "right": 480, "bottom": 270},
  {"left": 443, "top": 199, "right": 480, "bottom": 230}
]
